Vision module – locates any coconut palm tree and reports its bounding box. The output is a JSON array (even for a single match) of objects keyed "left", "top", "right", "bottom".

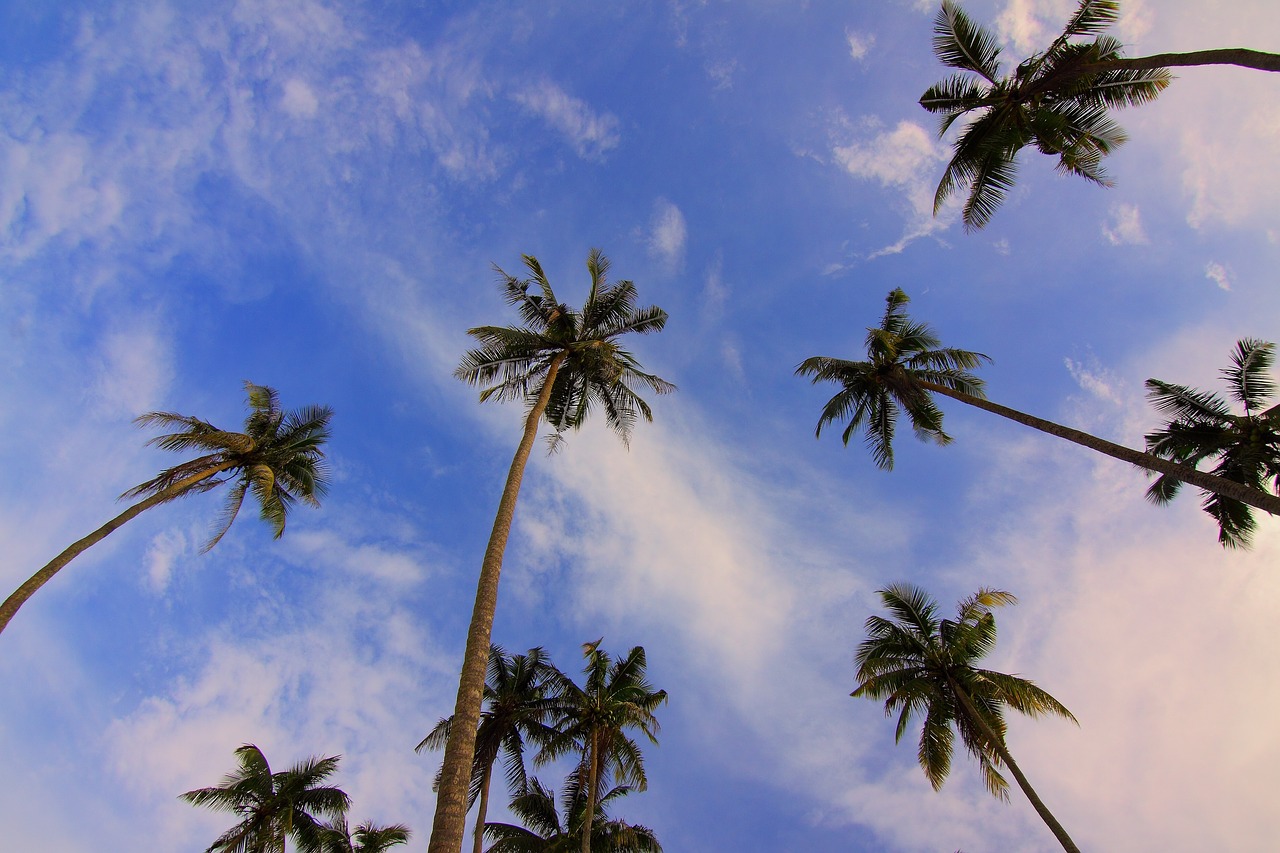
[
  {"left": 796, "top": 289, "right": 1280, "bottom": 530},
  {"left": 1145, "top": 339, "right": 1280, "bottom": 548},
  {"left": 483, "top": 775, "right": 662, "bottom": 853},
  {"left": 853, "top": 585, "right": 1079, "bottom": 852},
  {"left": 538, "top": 641, "right": 667, "bottom": 853},
  {"left": 180, "top": 744, "right": 350, "bottom": 853},
  {"left": 0, "top": 382, "right": 332, "bottom": 638},
  {"left": 417, "top": 646, "right": 563, "bottom": 853},
  {"left": 923, "top": 0, "right": 1280, "bottom": 229},
  {"left": 308, "top": 816, "right": 411, "bottom": 853},
  {"left": 430, "top": 251, "right": 674, "bottom": 853}
]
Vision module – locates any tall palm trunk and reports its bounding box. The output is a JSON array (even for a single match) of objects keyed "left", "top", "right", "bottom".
[
  {"left": 946, "top": 674, "right": 1081, "bottom": 853},
  {"left": 0, "top": 460, "right": 234, "bottom": 637},
  {"left": 429, "top": 352, "right": 567, "bottom": 853},
  {"left": 581, "top": 729, "right": 601, "bottom": 853},
  {"left": 918, "top": 381, "right": 1280, "bottom": 516}
]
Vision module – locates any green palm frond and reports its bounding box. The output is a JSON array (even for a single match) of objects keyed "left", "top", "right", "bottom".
[
  {"left": 1061, "top": 0, "right": 1119, "bottom": 38},
  {"left": 933, "top": 0, "right": 1003, "bottom": 81},
  {"left": 1224, "top": 339, "right": 1276, "bottom": 412}
]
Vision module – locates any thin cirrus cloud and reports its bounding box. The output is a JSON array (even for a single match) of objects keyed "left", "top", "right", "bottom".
[
  {"left": 647, "top": 197, "right": 688, "bottom": 270},
  {"left": 511, "top": 79, "right": 622, "bottom": 160}
]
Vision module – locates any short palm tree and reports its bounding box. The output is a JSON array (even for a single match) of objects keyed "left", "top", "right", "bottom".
[
  {"left": 853, "top": 585, "right": 1079, "bottom": 852},
  {"left": 1145, "top": 339, "right": 1280, "bottom": 548},
  {"left": 483, "top": 775, "right": 662, "bottom": 853},
  {"left": 796, "top": 289, "right": 1280, "bottom": 529},
  {"left": 430, "top": 251, "right": 674, "bottom": 853},
  {"left": 180, "top": 744, "right": 350, "bottom": 853},
  {"left": 538, "top": 641, "right": 667, "bottom": 853},
  {"left": 0, "top": 382, "right": 332, "bottom": 637},
  {"left": 417, "top": 646, "right": 563, "bottom": 853},
  {"left": 309, "top": 816, "right": 411, "bottom": 853},
  {"left": 924, "top": 0, "right": 1280, "bottom": 229}
]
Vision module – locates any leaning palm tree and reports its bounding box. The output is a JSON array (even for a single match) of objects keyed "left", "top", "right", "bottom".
[
  {"left": 853, "top": 585, "right": 1079, "bottom": 852},
  {"left": 924, "top": 0, "right": 1280, "bottom": 229},
  {"left": 180, "top": 744, "right": 350, "bottom": 853},
  {"left": 417, "top": 646, "right": 563, "bottom": 853},
  {"left": 796, "top": 289, "right": 1280, "bottom": 534},
  {"left": 430, "top": 251, "right": 674, "bottom": 853},
  {"left": 0, "top": 382, "right": 332, "bottom": 637},
  {"left": 483, "top": 775, "right": 662, "bottom": 853},
  {"left": 1145, "top": 339, "right": 1280, "bottom": 548},
  {"left": 309, "top": 816, "right": 411, "bottom": 853},
  {"left": 538, "top": 641, "right": 667, "bottom": 853}
]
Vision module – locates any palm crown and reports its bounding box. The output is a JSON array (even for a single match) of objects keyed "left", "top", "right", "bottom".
[
  {"left": 853, "top": 585, "right": 1080, "bottom": 851},
  {"left": 796, "top": 288, "right": 989, "bottom": 469},
  {"left": 923, "top": 0, "right": 1170, "bottom": 229},
  {"left": 180, "top": 744, "right": 351, "bottom": 853},
  {"left": 455, "top": 249, "right": 674, "bottom": 450},
  {"left": 1145, "top": 339, "right": 1280, "bottom": 548},
  {"left": 127, "top": 381, "right": 333, "bottom": 549},
  {"left": 484, "top": 774, "right": 662, "bottom": 853}
]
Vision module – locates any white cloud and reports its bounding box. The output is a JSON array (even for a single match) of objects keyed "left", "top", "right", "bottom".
[
  {"left": 845, "top": 29, "right": 874, "bottom": 61},
  {"left": 281, "top": 78, "right": 320, "bottom": 118},
  {"left": 90, "top": 323, "right": 174, "bottom": 419},
  {"left": 647, "top": 198, "right": 687, "bottom": 270},
  {"left": 832, "top": 120, "right": 951, "bottom": 256},
  {"left": 1205, "top": 261, "right": 1232, "bottom": 291},
  {"left": 702, "top": 254, "right": 728, "bottom": 320},
  {"left": 145, "top": 529, "right": 191, "bottom": 593},
  {"left": 1064, "top": 356, "right": 1123, "bottom": 405},
  {"left": 1102, "top": 202, "right": 1148, "bottom": 245},
  {"left": 512, "top": 80, "right": 621, "bottom": 159}
]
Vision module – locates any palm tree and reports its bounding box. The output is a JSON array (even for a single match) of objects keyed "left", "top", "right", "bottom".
[
  {"left": 180, "top": 744, "right": 350, "bottom": 853},
  {"left": 1144, "top": 339, "right": 1280, "bottom": 548},
  {"left": 417, "top": 646, "right": 563, "bottom": 853},
  {"left": 538, "top": 641, "right": 667, "bottom": 853},
  {"left": 0, "top": 382, "right": 332, "bottom": 637},
  {"left": 309, "top": 816, "right": 411, "bottom": 853},
  {"left": 923, "top": 0, "right": 1280, "bottom": 229},
  {"left": 430, "top": 251, "right": 674, "bottom": 853},
  {"left": 483, "top": 775, "right": 662, "bottom": 853},
  {"left": 796, "top": 289, "right": 1280, "bottom": 528},
  {"left": 853, "top": 585, "right": 1079, "bottom": 852}
]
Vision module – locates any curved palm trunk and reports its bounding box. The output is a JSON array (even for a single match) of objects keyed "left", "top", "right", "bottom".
[
  {"left": 471, "top": 764, "right": 493, "bottom": 853},
  {"left": 0, "top": 462, "right": 234, "bottom": 637},
  {"left": 947, "top": 675, "right": 1081, "bottom": 853},
  {"left": 1091, "top": 49, "right": 1280, "bottom": 74},
  {"left": 429, "top": 352, "right": 567, "bottom": 853},
  {"left": 581, "top": 730, "right": 600, "bottom": 853},
  {"left": 919, "top": 381, "right": 1280, "bottom": 517}
]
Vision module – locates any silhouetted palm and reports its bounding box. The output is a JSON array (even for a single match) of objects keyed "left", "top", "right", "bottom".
[
  {"left": 1145, "top": 339, "right": 1280, "bottom": 547},
  {"left": 853, "top": 585, "right": 1079, "bottom": 852},
  {"left": 483, "top": 775, "right": 661, "bottom": 853},
  {"left": 0, "top": 382, "right": 331, "bottom": 637},
  {"left": 417, "top": 646, "right": 562, "bottom": 853},
  {"left": 430, "top": 252, "right": 673, "bottom": 853},
  {"left": 180, "top": 744, "right": 349, "bottom": 853},
  {"left": 797, "top": 289, "right": 1280, "bottom": 528},
  {"left": 924, "top": 0, "right": 1279, "bottom": 229}
]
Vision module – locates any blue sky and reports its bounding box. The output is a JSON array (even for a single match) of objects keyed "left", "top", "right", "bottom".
[{"left": 2, "top": 1, "right": 1280, "bottom": 851}]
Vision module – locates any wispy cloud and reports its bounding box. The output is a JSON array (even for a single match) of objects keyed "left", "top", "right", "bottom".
[
  {"left": 845, "top": 29, "right": 875, "bottom": 61},
  {"left": 646, "top": 198, "right": 687, "bottom": 270},
  {"left": 832, "top": 119, "right": 951, "bottom": 256},
  {"left": 1205, "top": 261, "right": 1233, "bottom": 291},
  {"left": 512, "top": 80, "right": 621, "bottom": 160},
  {"left": 1102, "top": 202, "right": 1148, "bottom": 245}
]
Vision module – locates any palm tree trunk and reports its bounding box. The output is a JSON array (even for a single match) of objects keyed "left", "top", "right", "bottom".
[
  {"left": 1093, "top": 49, "right": 1280, "bottom": 74},
  {"left": 918, "top": 381, "right": 1280, "bottom": 516},
  {"left": 0, "top": 462, "right": 234, "bottom": 638},
  {"left": 429, "top": 351, "right": 567, "bottom": 853},
  {"left": 946, "top": 674, "right": 1081, "bottom": 853},
  {"left": 471, "top": 764, "right": 493, "bottom": 853},
  {"left": 581, "top": 730, "right": 600, "bottom": 853}
]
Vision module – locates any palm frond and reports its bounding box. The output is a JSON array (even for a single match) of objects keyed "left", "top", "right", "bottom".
[{"left": 933, "top": 0, "right": 1003, "bottom": 81}]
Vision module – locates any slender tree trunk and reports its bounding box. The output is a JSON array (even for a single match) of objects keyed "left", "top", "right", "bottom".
[
  {"left": 429, "top": 352, "right": 567, "bottom": 853},
  {"left": 1091, "top": 49, "right": 1280, "bottom": 74},
  {"left": 0, "top": 462, "right": 234, "bottom": 637},
  {"left": 471, "top": 764, "right": 492, "bottom": 853},
  {"left": 918, "top": 381, "right": 1280, "bottom": 516},
  {"left": 581, "top": 730, "right": 600, "bottom": 853},
  {"left": 946, "top": 675, "right": 1081, "bottom": 853}
]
